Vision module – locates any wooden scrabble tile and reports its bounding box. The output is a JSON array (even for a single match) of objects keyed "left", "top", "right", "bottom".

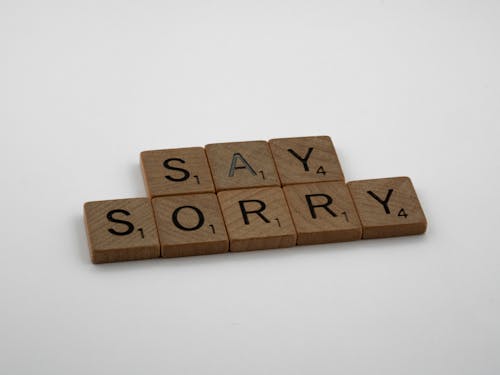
[
  {"left": 217, "top": 187, "right": 296, "bottom": 252},
  {"left": 84, "top": 198, "right": 160, "bottom": 264},
  {"left": 347, "top": 177, "right": 427, "bottom": 239},
  {"left": 283, "top": 182, "right": 362, "bottom": 245},
  {"left": 205, "top": 141, "right": 280, "bottom": 191},
  {"left": 141, "top": 147, "right": 214, "bottom": 198},
  {"left": 152, "top": 193, "right": 229, "bottom": 258},
  {"left": 269, "top": 136, "right": 344, "bottom": 185}
]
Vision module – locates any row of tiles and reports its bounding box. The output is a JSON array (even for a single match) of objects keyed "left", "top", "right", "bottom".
[
  {"left": 140, "top": 136, "right": 344, "bottom": 197},
  {"left": 84, "top": 177, "right": 427, "bottom": 264}
]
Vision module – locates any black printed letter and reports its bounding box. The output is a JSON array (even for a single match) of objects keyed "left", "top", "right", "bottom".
[
  {"left": 305, "top": 194, "right": 337, "bottom": 219},
  {"left": 287, "top": 147, "right": 314, "bottom": 171},
  {"left": 367, "top": 189, "right": 393, "bottom": 214},
  {"left": 107, "top": 209, "right": 134, "bottom": 236},
  {"left": 164, "top": 158, "right": 190, "bottom": 182},
  {"left": 172, "top": 205, "right": 205, "bottom": 231},
  {"left": 238, "top": 200, "right": 270, "bottom": 224}
]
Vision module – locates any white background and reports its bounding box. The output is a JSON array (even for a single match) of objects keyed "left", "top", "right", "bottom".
[{"left": 1, "top": 1, "right": 499, "bottom": 374}]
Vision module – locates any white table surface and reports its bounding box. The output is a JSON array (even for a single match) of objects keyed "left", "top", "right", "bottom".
[{"left": 1, "top": 1, "right": 499, "bottom": 374}]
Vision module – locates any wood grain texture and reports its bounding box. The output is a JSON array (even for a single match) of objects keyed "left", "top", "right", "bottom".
[
  {"left": 347, "top": 177, "right": 427, "bottom": 239},
  {"left": 283, "top": 182, "right": 362, "bottom": 245},
  {"left": 205, "top": 141, "right": 280, "bottom": 191},
  {"left": 152, "top": 193, "right": 229, "bottom": 258},
  {"left": 83, "top": 198, "right": 160, "bottom": 264},
  {"left": 141, "top": 147, "right": 214, "bottom": 198},
  {"left": 217, "top": 187, "right": 296, "bottom": 252},
  {"left": 269, "top": 136, "right": 344, "bottom": 185}
]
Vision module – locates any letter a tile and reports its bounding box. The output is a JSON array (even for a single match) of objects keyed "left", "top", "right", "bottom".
[
  {"left": 217, "top": 187, "right": 296, "bottom": 252},
  {"left": 283, "top": 182, "right": 362, "bottom": 245},
  {"left": 347, "top": 177, "right": 427, "bottom": 239},
  {"left": 152, "top": 193, "right": 229, "bottom": 258},
  {"left": 205, "top": 141, "right": 280, "bottom": 191},
  {"left": 269, "top": 136, "right": 344, "bottom": 185}
]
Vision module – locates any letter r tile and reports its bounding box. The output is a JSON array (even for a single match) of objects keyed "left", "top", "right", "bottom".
[
  {"left": 141, "top": 147, "right": 214, "bottom": 198},
  {"left": 152, "top": 193, "right": 229, "bottom": 258},
  {"left": 217, "top": 187, "right": 296, "bottom": 252},
  {"left": 283, "top": 182, "right": 362, "bottom": 245},
  {"left": 269, "top": 136, "right": 344, "bottom": 185},
  {"left": 347, "top": 177, "right": 427, "bottom": 239},
  {"left": 205, "top": 141, "right": 280, "bottom": 191}
]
